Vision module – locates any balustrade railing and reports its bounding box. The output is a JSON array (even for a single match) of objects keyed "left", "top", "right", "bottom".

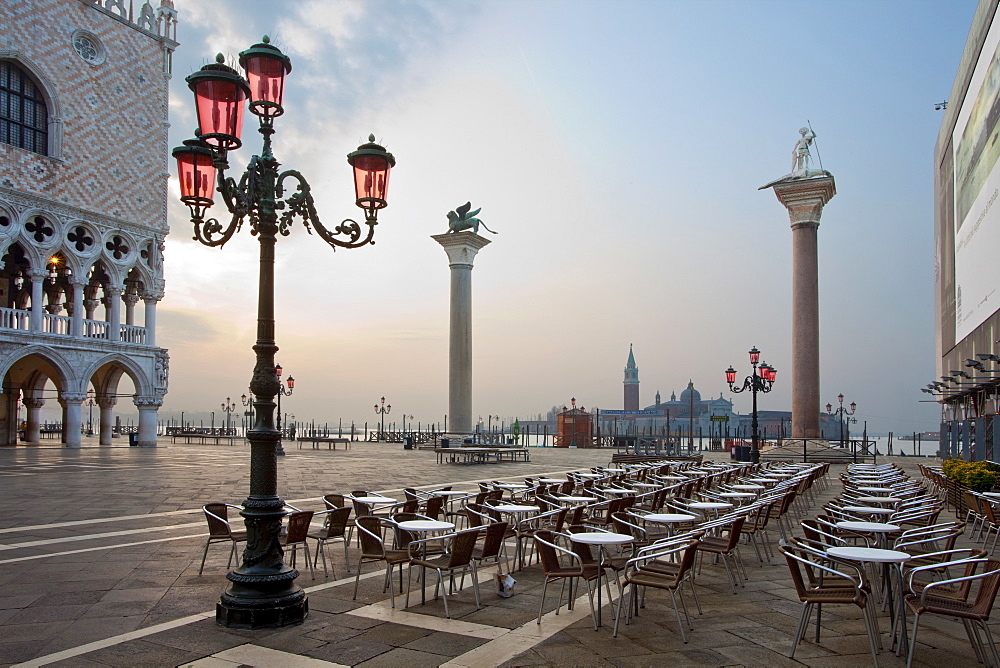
[
  {"left": 43, "top": 313, "right": 71, "bottom": 335},
  {"left": 119, "top": 324, "right": 146, "bottom": 344},
  {"left": 83, "top": 319, "right": 109, "bottom": 339},
  {"left": 0, "top": 307, "right": 29, "bottom": 330}
]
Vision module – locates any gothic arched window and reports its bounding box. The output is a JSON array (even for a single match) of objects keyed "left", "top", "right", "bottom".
[{"left": 0, "top": 60, "right": 48, "bottom": 156}]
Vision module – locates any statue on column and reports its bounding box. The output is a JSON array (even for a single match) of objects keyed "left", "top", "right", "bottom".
[
  {"left": 791, "top": 127, "right": 816, "bottom": 174},
  {"left": 446, "top": 202, "right": 497, "bottom": 235}
]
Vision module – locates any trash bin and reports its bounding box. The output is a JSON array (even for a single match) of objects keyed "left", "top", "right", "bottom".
[
  {"left": 440, "top": 438, "right": 450, "bottom": 448},
  {"left": 403, "top": 437, "right": 413, "bottom": 450},
  {"left": 128, "top": 433, "right": 138, "bottom": 447},
  {"left": 737, "top": 445, "right": 751, "bottom": 462}
]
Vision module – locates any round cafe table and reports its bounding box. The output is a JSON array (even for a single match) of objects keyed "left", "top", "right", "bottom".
[
  {"left": 827, "top": 546, "right": 911, "bottom": 657},
  {"left": 642, "top": 512, "right": 697, "bottom": 536},
  {"left": 835, "top": 521, "right": 900, "bottom": 548},
  {"left": 855, "top": 496, "right": 902, "bottom": 505},
  {"left": 537, "top": 478, "right": 566, "bottom": 484},
  {"left": 569, "top": 531, "right": 634, "bottom": 627},
  {"left": 555, "top": 495, "right": 597, "bottom": 505},
  {"left": 842, "top": 506, "right": 895, "bottom": 518},
  {"left": 574, "top": 472, "right": 603, "bottom": 479},
  {"left": 397, "top": 519, "right": 456, "bottom": 604},
  {"left": 731, "top": 484, "right": 765, "bottom": 491},
  {"left": 718, "top": 492, "right": 757, "bottom": 505},
  {"left": 857, "top": 486, "right": 895, "bottom": 494},
  {"left": 688, "top": 501, "right": 733, "bottom": 519}
]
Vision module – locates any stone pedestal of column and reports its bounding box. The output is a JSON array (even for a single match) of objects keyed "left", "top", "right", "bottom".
[
  {"left": 432, "top": 232, "right": 491, "bottom": 437},
  {"left": 762, "top": 173, "right": 836, "bottom": 440}
]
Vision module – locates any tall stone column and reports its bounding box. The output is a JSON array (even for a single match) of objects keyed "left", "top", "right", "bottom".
[
  {"left": 24, "top": 397, "right": 44, "bottom": 443},
  {"left": 97, "top": 395, "right": 117, "bottom": 445},
  {"left": 763, "top": 174, "right": 836, "bottom": 439},
  {"left": 59, "top": 392, "right": 86, "bottom": 447},
  {"left": 432, "top": 232, "right": 491, "bottom": 436},
  {"left": 134, "top": 397, "right": 161, "bottom": 446}
]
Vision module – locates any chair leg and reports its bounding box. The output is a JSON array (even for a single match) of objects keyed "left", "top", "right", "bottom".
[
  {"left": 907, "top": 612, "right": 921, "bottom": 668},
  {"left": 790, "top": 602, "right": 812, "bottom": 658},
  {"left": 979, "top": 619, "right": 1000, "bottom": 668},
  {"left": 438, "top": 570, "right": 450, "bottom": 618},
  {"left": 584, "top": 577, "right": 598, "bottom": 631},
  {"left": 227, "top": 540, "right": 239, "bottom": 569},
  {"left": 470, "top": 561, "right": 481, "bottom": 610},
  {"left": 669, "top": 588, "right": 687, "bottom": 643},
  {"left": 612, "top": 581, "right": 630, "bottom": 638},
  {"left": 405, "top": 563, "right": 413, "bottom": 609},
  {"left": 198, "top": 538, "right": 212, "bottom": 575},
  {"left": 537, "top": 577, "right": 549, "bottom": 624}
]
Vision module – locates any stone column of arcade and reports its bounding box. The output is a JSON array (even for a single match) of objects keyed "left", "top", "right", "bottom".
[
  {"left": 135, "top": 397, "right": 161, "bottom": 446},
  {"left": 762, "top": 163, "right": 836, "bottom": 440},
  {"left": 59, "top": 392, "right": 86, "bottom": 447},
  {"left": 98, "top": 395, "right": 117, "bottom": 445},
  {"left": 23, "top": 396, "right": 44, "bottom": 443},
  {"left": 432, "top": 231, "right": 491, "bottom": 438}
]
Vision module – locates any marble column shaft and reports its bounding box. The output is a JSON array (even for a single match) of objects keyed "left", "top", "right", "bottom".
[{"left": 432, "top": 232, "right": 491, "bottom": 436}]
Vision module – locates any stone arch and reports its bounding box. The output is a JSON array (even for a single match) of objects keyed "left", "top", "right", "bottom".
[
  {"left": 0, "top": 345, "right": 76, "bottom": 392},
  {"left": 83, "top": 352, "right": 153, "bottom": 398},
  {"left": 0, "top": 49, "right": 64, "bottom": 159}
]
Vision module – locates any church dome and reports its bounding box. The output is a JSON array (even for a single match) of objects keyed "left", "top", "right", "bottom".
[{"left": 679, "top": 381, "right": 701, "bottom": 404}]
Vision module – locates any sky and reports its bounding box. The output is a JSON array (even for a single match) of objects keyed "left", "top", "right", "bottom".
[{"left": 147, "top": 0, "right": 978, "bottom": 435}]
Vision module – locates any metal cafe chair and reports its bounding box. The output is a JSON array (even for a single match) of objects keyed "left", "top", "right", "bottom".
[
  {"left": 279, "top": 510, "right": 315, "bottom": 579},
  {"left": 199, "top": 503, "right": 247, "bottom": 575}
]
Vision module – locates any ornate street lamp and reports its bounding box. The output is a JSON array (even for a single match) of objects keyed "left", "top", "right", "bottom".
[
  {"left": 221, "top": 397, "right": 237, "bottom": 435},
  {"left": 172, "top": 37, "right": 396, "bottom": 628},
  {"left": 374, "top": 396, "right": 391, "bottom": 440},
  {"left": 826, "top": 394, "right": 857, "bottom": 462},
  {"left": 86, "top": 389, "right": 95, "bottom": 436},
  {"left": 241, "top": 389, "right": 254, "bottom": 436},
  {"left": 274, "top": 363, "right": 294, "bottom": 453},
  {"left": 725, "top": 346, "right": 777, "bottom": 464}
]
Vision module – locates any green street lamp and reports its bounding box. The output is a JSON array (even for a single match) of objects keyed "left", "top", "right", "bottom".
[{"left": 172, "top": 37, "right": 396, "bottom": 629}]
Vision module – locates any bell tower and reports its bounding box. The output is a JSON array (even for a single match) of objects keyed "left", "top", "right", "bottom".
[{"left": 624, "top": 344, "right": 639, "bottom": 411}]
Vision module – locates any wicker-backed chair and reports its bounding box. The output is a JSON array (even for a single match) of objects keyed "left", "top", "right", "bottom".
[
  {"left": 198, "top": 503, "right": 246, "bottom": 575},
  {"left": 309, "top": 506, "right": 353, "bottom": 577},
  {"left": 353, "top": 516, "right": 410, "bottom": 607}
]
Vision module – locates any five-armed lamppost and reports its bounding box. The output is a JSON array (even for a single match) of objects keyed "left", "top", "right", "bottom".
[
  {"left": 86, "top": 389, "right": 95, "bottom": 436},
  {"left": 221, "top": 397, "right": 237, "bottom": 435},
  {"left": 172, "top": 37, "right": 395, "bottom": 628},
  {"left": 241, "top": 389, "right": 254, "bottom": 436},
  {"left": 274, "top": 363, "right": 294, "bottom": 452},
  {"left": 374, "top": 396, "right": 391, "bottom": 440},
  {"left": 725, "top": 346, "right": 777, "bottom": 464},
  {"left": 826, "top": 394, "right": 857, "bottom": 460}
]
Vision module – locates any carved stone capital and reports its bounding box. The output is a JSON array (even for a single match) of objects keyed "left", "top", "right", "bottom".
[
  {"left": 134, "top": 396, "right": 163, "bottom": 409},
  {"left": 431, "top": 232, "right": 492, "bottom": 268},
  {"left": 58, "top": 392, "right": 89, "bottom": 404},
  {"left": 22, "top": 398, "right": 45, "bottom": 409},
  {"left": 767, "top": 175, "right": 836, "bottom": 229}
]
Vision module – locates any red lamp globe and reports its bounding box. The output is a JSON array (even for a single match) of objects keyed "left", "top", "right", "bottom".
[
  {"left": 239, "top": 36, "right": 291, "bottom": 119},
  {"left": 748, "top": 346, "right": 760, "bottom": 365},
  {"left": 172, "top": 136, "right": 216, "bottom": 218},
  {"left": 348, "top": 135, "right": 396, "bottom": 218},
  {"left": 186, "top": 54, "right": 251, "bottom": 151},
  {"left": 275, "top": 363, "right": 282, "bottom": 377},
  {"left": 725, "top": 366, "right": 737, "bottom": 384},
  {"left": 287, "top": 376, "right": 295, "bottom": 390}
]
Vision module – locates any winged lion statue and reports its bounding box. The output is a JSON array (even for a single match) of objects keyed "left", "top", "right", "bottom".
[{"left": 446, "top": 202, "right": 497, "bottom": 234}]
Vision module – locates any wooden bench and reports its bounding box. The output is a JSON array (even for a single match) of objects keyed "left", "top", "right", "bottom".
[
  {"left": 434, "top": 447, "right": 530, "bottom": 464},
  {"left": 170, "top": 434, "right": 241, "bottom": 446},
  {"left": 296, "top": 437, "right": 352, "bottom": 450}
]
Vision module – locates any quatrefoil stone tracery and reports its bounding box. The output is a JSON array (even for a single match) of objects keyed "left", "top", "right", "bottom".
[
  {"left": 106, "top": 235, "right": 129, "bottom": 260},
  {"left": 68, "top": 226, "right": 94, "bottom": 252},
  {"left": 25, "top": 216, "right": 54, "bottom": 242}
]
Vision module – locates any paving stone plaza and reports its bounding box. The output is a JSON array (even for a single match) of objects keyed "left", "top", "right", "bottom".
[{"left": 0, "top": 441, "right": 982, "bottom": 667}]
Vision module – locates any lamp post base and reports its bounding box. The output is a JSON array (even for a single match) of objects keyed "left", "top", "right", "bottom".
[{"left": 217, "top": 585, "right": 307, "bottom": 628}]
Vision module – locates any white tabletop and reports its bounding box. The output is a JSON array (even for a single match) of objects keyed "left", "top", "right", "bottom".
[
  {"left": 731, "top": 484, "right": 764, "bottom": 490},
  {"left": 836, "top": 521, "right": 900, "bottom": 533},
  {"left": 569, "top": 531, "right": 635, "bottom": 545},
  {"left": 689, "top": 502, "right": 734, "bottom": 510},
  {"left": 857, "top": 487, "right": 894, "bottom": 493},
  {"left": 718, "top": 492, "right": 757, "bottom": 498},
  {"left": 643, "top": 513, "right": 698, "bottom": 523},
  {"left": 492, "top": 504, "right": 539, "bottom": 513},
  {"left": 600, "top": 488, "right": 635, "bottom": 494},
  {"left": 493, "top": 483, "right": 529, "bottom": 490},
  {"left": 537, "top": 478, "right": 566, "bottom": 484},
  {"left": 843, "top": 506, "right": 894, "bottom": 515},
  {"left": 430, "top": 490, "right": 470, "bottom": 496},
  {"left": 556, "top": 495, "right": 597, "bottom": 503},
  {"left": 855, "top": 496, "right": 902, "bottom": 504},
  {"left": 602, "top": 468, "right": 627, "bottom": 473},
  {"left": 574, "top": 472, "right": 603, "bottom": 478},
  {"left": 631, "top": 482, "right": 660, "bottom": 488},
  {"left": 397, "top": 519, "right": 455, "bottom": 532},
  {"left": 351, "top": 496, "right": 397, "bottom": 504},
  {"left": 657, "top": 475, "right": 687, "bottom": 481},
  {"left": 827, "top": 546, "right": 911, "bottom": 563}
]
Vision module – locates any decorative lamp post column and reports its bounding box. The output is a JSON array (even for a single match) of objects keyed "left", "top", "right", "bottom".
[
  {"left": 827, "top": 394, "right": 857, "bottom": 462},
  {"left": 725, "top": 346, "right": 777, "bottom": 464},
  {"left": 274, "top": 364, "right": 294, "bottom": 454},
  {"left": 172, "top": 37, "right": 396, "bottom": 628},
  {"left": 374, "top": 396, "right": 390, "bottom": 440},
  {"left": 86, "top": 389, "right": 95, "bottom": 436},
  {"left": 221, "top": 397, "right": 237, "bottom": 435}
]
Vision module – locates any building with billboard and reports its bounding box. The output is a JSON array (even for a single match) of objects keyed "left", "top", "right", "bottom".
[{"left": 934, "top": 0, "right": 1000, "bottom": 459}]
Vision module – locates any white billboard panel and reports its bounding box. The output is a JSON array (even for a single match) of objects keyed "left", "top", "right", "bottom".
[{"left": 954, "top": 8, "right": 1000, "bottom": 342}]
